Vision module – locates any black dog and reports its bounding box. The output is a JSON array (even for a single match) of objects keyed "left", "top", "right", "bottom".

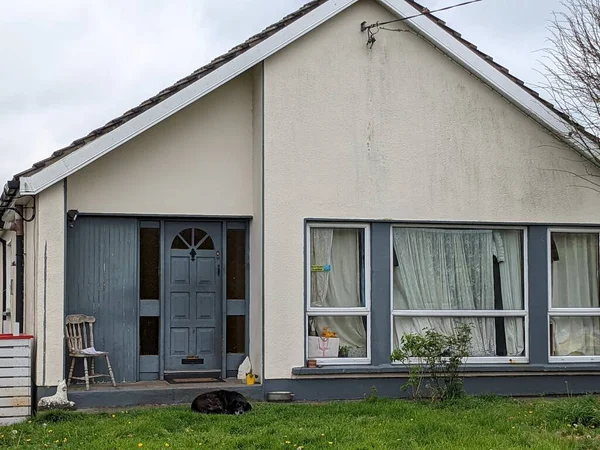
[{"left": 191, "top": 390, "right": 252, "bottom": 415}]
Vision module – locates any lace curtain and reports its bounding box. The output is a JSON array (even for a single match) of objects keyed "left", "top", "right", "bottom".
[
  {"left": 392, "top": 228, "right": 524, "bottom": 357},
  {"left": 310, "top": 228, "right": 367, "bottom": 356},
  {"left": 551, "top": 233, "right": 600, "bottom": 356}
]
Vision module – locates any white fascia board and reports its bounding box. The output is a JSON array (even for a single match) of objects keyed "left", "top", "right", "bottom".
[
  {"left": 20, "top": 0, "right": 359, "bottom": 195},
  {"left": 379, "top": 0, "right": 573, "bottom": 137}
]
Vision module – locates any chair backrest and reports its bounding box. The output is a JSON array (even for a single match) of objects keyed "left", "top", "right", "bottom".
[{"left": 65, "top": 314, "right": 96, "bottom": 353}]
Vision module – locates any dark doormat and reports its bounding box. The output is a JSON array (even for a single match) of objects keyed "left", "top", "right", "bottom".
[{"left": 164, "top": 374, "right": 223, "bottom": 384}]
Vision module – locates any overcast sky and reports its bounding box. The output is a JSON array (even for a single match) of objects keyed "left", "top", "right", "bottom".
[{"left": 0, "top": 0, "right": 563, "bottom": 184}]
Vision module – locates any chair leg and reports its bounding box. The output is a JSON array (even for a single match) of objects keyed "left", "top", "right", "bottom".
[
  {"left": 90, "top": 358, "right": 95, "bottom": 384},
  {"left": 67, "top": 358, "right": 76, "bottom": 387},
  {"left": 105, "top": 355, "right": 117, "bottom": 387},
  {"left": 83, "top": 357, "right": 90, "bottom": 391}
]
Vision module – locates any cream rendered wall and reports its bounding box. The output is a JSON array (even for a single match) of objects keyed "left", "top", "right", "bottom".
[
  {"left": 262, "top": 0, "right": 600, "bottom": 379},
  {"left": 67, "top": 72, "right": 254, "bottom": 216},
  {"left": 34, "top": 182, "right": 65, "bottom": 386},
  {"left": 249, "top": 64, "right": 263, "bottom": 379}
]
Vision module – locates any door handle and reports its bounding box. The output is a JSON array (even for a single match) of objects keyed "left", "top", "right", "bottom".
[{"left": 217, "top": 264, "right": 221, "bottom": 276}]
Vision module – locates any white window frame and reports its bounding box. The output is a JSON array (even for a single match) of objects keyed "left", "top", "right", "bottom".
[
  {"left": 306, "top": 222, "right": 371, "bottom": 365},
  {"left": 390, "top": 224, "right": 529, "bottom": 364},
  {"left": 548, "top": 228, "right": 600, "bottom": 363}
]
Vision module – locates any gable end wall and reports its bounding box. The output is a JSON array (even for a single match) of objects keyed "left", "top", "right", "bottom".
[{"left": 262, "top": 0, "right": 600, "bottom": 379}]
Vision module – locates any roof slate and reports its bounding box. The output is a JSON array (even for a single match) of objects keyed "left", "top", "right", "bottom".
[{"left": 1, "top": 0, "right": 574, "bottom": 211}]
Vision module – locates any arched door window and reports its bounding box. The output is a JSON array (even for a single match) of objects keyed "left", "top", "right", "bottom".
[{"left": 171, "top": 228, "right": 215, "bottom": 261}]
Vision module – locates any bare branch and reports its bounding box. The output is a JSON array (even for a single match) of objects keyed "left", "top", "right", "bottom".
[{"left": 540, "top": 0, "right": 600, "bottom": 173}]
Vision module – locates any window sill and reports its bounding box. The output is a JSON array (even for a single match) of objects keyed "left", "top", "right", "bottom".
[{"left": 292, "top": 363, "right": 600, "bottom": 377}]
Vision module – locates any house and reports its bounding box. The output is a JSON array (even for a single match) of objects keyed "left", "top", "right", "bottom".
[{"left": 2, "top": 0, "right": 600, "bottom": 407}]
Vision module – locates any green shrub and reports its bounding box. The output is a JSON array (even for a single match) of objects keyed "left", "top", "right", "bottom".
[{"left": 391, "top": 322, "right": 471, "bottom": 401}]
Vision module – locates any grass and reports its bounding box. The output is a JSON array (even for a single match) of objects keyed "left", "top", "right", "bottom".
[{"left": 3, "top": 396, "right": 600, "bottom": 449}]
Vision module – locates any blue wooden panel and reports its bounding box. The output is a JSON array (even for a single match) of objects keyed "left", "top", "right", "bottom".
[
  {"left": 170, "top": 329, "right": 189, "bottom": 355},
  {"left": 171, "top": 293, "right": 190, "bottom": 320},
  {"left": 65, "top": 217, "right": 138, "bottom": 382},
  {"left": 197, "top": 293, "right": 214, "bottom": 320},
  {"left": 170, "top": 257, "right": 190, "bottom": 284},
  {"left": 226, "top": 300, "right": 246, "bottom": 316},
  {"left": 196, "top": 258, "right": 215, "bottom": 284},
  {"left": 139, "top": 355, "right": 159, "bottom": 373},
  {"left": 196, "top": 328, "right": 215, "bottom": 355},
  {"left": 140, "top": 300, "right": 160, "bottom": 317}
]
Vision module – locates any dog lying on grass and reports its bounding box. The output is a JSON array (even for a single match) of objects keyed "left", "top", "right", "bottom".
[{"left": 191, "top": 390, "right": 252, "bottom": 415}]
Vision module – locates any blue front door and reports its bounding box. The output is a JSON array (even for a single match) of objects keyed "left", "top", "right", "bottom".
[{"left": 164, "top": 223, "right": 222, "bottom": 373}]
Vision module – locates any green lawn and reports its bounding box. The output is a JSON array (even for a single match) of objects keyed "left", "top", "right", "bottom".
[{"left": 3, "top": 395, "right": 600, "bottom": 449}]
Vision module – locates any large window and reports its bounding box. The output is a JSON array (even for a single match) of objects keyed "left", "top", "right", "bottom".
[
  {"left": 306, "top": 224, "right": 370, "bottom": 364},
  {"left": 549, "top": 231, "right": 600, "bottom": 361},
  {"left": 391, "top": 227, "right": 527, "bottom": 363}
]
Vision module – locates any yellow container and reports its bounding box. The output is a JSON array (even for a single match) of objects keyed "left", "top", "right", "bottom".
[{"left": 246, "top": 373, "right": 256, "bottom": 385}]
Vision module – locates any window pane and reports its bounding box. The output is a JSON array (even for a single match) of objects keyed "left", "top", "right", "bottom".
[
  {"left": 307, "top": 316, "right": 367, "bottom": 358},
  {"left": 140, "top": 228, "right": 160, "bottom": 300},
  {"left": 550, "top": 316, "right": 600, "bottom": 356},
  {"left": 392, "top": 228, "right": 524, "bottom": 310},
  {"left": 551, "top": 233, "right": 599, "bottom": 308},
  {"left": 140, "top": 317, "right": 159, "bottom": 355},
  {"left": 393, "top": 317, "right": 525, "bottom": 357},
  {"left": 226, "top": 315, "right": 246, "bottom": 353},
  {"left": 310, "top": 228, "right": 364, "bottom": 308},
  {"left": 180, "top": 229, "right": 192, "bottom": 246},
  {"left": 227, "top": 229, "right": 246, "bottom": 300},
  {"left": 171, "top": 235, "right": 188, "bottom": 250}
]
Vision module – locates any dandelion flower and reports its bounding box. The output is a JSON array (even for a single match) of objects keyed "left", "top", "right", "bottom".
[
  {"left": 328, "top": 442, "right": 333, "bottom": 445},
  {"left": 321, "top": 434, "right": 325, "bottom": 437},
  {"left": 112, "top": 414, "right": 116, "bottom": 418},
  {"left": 48, "top": 430, "right": 53, "bottom": 433},
  {"left": 26, "top": 439, "right": 31, "bottom": 442},
  {"left": 55, "top": 440, "right": 59, "bottom": 444},
  {"left": 138, "top": 443, "right": 143, "bottom": 447},
  {"left": 11, "top": 430, "right": 18, "bottom": 435},
  {"left": 165, "top": 444, "right": 170, "bottom": 447}
]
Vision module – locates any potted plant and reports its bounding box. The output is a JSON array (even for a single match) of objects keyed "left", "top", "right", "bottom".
[{"left": 338, "top": 345, "right": 350, "bottom": 358}]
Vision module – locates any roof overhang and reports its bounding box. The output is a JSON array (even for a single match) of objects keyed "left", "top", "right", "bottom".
[{"left": 19, "top": 0, "right": 579, "bottom": 195}]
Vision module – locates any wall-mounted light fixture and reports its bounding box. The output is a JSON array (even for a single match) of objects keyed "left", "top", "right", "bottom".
[{"left": 67, "top": 209, "right": 79, "bottom": 228}]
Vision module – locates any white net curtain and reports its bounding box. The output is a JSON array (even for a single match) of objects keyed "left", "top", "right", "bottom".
[
  {"left": 551, "top": 233, "right": 600, "bottom": 356},
  {"left": 392, "top": 228, "right": 525, "bottom": 358},
  {"left": 310, "top": 228, "right": 367, "bottom": 358}
]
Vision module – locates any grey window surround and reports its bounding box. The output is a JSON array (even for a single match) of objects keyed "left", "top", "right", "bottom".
[{"left": 302, "top": 222, "right": 600, "bottom": 376}]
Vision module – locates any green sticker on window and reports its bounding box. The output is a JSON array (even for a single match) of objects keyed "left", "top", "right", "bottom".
[{"left": 311, "top": 264, "right": 331, "bottom": 272}]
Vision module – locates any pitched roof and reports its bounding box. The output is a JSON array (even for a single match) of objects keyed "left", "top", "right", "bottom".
[
  {"left": 9, "top": 0, "right": 327, "bottom": 182},
  {"left": 0, "top": 0, "right": 579, "bottom": 213},
  {"left": 0, "top": 0, "right": 326, "bottom": 212}
]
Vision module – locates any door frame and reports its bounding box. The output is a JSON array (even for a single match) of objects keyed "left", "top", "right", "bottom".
[
  {"left": 162, "top": 221, "right": 223, "bottom": 376},
  {"left": 155, "top": 218, "right": 249, "bottom": 381}
]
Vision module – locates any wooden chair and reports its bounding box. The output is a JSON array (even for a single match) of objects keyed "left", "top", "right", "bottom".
[{"left": 65, "top": 314, "right": 117, "bottom": 390}]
